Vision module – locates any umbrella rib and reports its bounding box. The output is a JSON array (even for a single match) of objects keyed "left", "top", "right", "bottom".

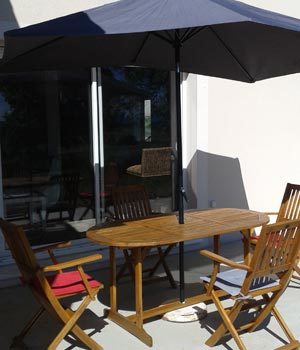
[
  {"left": 132, "top": 32, "right": 151, "bottom": 64},
  {"left": 181, "top": 26, "right": 208, "bottom": 43},
  {"left": 152, "top": 32, "right": 174, "bottom": 45},
  {"left": 180, "top": 28, "right": 192, "bottom": 42},
  {"left": 164, "top": 30, "right": 175, "bottom": 43},
  {"left": 209, "top": 27, "right": 255, "bottom": 83},
  {"left": 4, "top": 36, "right": 64, "bottom": 63}
]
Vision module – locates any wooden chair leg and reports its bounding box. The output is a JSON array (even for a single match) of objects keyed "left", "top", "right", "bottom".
[
  {"left": 206, "top": 290, "right": 245, "bottom": 349},
  {"left": 272, "top": 306, "right": 297, "bottom": 343},
  {"left": 292, "top": 265, "right": 300, "bottom": 280},
  {"left": 47, "top": 291, "right": 103, "bottom": 350},
  {"left": 156, "top": 246, "right": 177, "bottom": 288},
  {"left": 117, "top": 245, "right": 176, "bottom": 288},
  {"left": 116, "top": 261, "right": 129, "bottom": 281},
  {"left": 248, "top": 294, "right": 299, "bottom": 349},
  {"left": 71, "top": 323, "right": 103, "bottom": 350},
  {"left": 148, "top": 244, "right": 175, "bottom": 277},
  {"left": 249, "top": 290, "right": 283, "bottom": 333},
  {"left": 49, "top": 295, "right": 96, "bottom": 350}
]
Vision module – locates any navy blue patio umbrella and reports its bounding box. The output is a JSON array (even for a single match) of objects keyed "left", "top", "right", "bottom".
[{"left": 2, "top": 0, "right": 300, "bottom": 302}]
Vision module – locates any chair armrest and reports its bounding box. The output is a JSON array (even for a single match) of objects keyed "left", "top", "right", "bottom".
[
  {"left": 43, "top": 253, "right": 102, "bottom": 272},
  {"left": 200, "top": 250, "right": 251, "bottom": 271},
  {"left": 264, "top": 212, "right": 278, "bottom": 216},
  {"left": 33, "top": 241, "right": 71, "bottom": 254}
]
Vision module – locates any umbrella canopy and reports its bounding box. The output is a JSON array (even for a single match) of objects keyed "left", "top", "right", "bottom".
[
  {"left": 1, "top": 0, "right": 300, "bottom": 81},
  {"left": 2, "top": 0, "right": 300, "bottom": 302}
]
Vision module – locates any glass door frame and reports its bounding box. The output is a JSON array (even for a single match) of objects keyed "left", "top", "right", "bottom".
[
  {"left": 91, "top": 67, "right": 105, "bottom": 224},
  {"left": 0, "top": 144, "right": 4, "bottom": 252}
]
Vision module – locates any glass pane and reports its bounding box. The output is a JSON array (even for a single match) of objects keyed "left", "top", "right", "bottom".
[
  {"left": 0, "top": 70, "right": 94, "bottom": 245},
  {"left": 102, "top": 67, "right": 172, "bottom": 214}
]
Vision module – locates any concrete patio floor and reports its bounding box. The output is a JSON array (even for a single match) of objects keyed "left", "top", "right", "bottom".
[{"left": 0, "top": 239, "right": 299, "bottom": 350}]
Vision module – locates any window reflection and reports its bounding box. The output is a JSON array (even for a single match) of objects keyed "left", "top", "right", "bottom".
[
  {"left": 0, "top": 70, "right": 93, "bottom": 244},
  {"left": 0, "top": 67, "right": 173, "bottom": 246},
  {"left": 102, "top": 67, "right": 172, "bottom": 211}
]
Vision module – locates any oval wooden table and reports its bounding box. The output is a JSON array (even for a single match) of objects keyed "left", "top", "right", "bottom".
[{"left": 87, "top": 208, "right": 269, "bottom": 347}]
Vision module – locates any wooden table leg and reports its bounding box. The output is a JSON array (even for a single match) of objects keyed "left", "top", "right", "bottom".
[
  {"left": 134, "top": 247, "right": 143, "bottom": 328},
  {"left": 213, "top": 235, "right": 220, "bottom": 273},
  {"left": 107, "top": 246, "right": 153, "bottom": 347},
  {"left": 241, "top": 229, "right": 252, "bottom": 265},
  {"left": 109, "top": 246, "right": 117, "bottom": 312}
]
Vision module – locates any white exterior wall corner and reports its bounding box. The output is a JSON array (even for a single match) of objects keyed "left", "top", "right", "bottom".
[
  {"left": 182, "top": 73, "right": 198, "bottom": 209},
  {"left": 181, "top": 73, "right": 210, "bottom": 210}
]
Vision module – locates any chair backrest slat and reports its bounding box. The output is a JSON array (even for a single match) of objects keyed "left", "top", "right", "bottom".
[
  {"left": 252, "top": 219, "right": 300, "bottom": 276},
  {"left": 241, "top": 219, "right": 300, "bottom": 295},
  {"left": 0, "top": 219, "right": 39, "bottom": 282},
  {"left": 50, "top": 173, "right": 80, "bottom": 207},
  {"left": 112, "top": 185, "right": 152, "bottom": 221},
  {"left": 277, "top": 183, "right": 300, "bottom": 221}
]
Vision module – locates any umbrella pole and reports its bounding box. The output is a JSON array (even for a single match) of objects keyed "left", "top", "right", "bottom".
[
  {"left": 163, "top": 32, "right": 207, "bottom": 322},
  {"left": 175, "top": 31, "right": 185, "bottom": 303}
]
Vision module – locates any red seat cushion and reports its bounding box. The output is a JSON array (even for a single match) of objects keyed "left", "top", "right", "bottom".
[{"left": 45, "top": 271, "right": 102, "bottom": 297}]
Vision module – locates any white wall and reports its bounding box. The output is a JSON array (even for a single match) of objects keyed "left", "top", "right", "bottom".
[
  {"left": 207, "top": 75, "right": 300, "bottom": 211},
  {"left": 242, "top": 0, "right": 300, "bottom": 17},
  {"left": 204, "top": 1, "right": 300, "bottom": 213}
]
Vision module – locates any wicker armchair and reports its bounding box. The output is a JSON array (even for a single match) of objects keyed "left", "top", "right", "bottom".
[{"left": 126, "top": 147, "right": 173, "bottom": 177}]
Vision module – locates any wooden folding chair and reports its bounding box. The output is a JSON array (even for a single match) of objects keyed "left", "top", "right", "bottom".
[
  {"left": 251, "top": 183, "right": 300, "bottom": 280},
  {"left": 112, "top": 184, "right": 177, "bottom": 288},
  {"left": 200, "top": 219, "right": 300, "bottom": 350},
  {"left": 0, "top": 219, "right": 103, "bottom": 350}
]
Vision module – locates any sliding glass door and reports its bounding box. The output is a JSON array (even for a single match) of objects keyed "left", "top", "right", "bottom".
[
  {"left": 102, "top": 67, "right": 173, "bottom": 213},
  {"left": 0, "top": 66, "right": 173, "bottom": 249},
  {"left": 0, "top": 70, "right": 94, "bottom": 244}
]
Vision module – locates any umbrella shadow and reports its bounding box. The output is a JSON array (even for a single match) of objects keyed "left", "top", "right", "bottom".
[
  {"left": 92, "top": 241, "right": 248, "bottom": 313},
  {"left": 97, "top": 276, "right": 206, "bottom": 315},
  {"left": 9, "top": 305, "right": 108, "bottom": 350}
]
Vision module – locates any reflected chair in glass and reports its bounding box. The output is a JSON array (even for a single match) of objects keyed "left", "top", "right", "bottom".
[
  {"left": 79, "top": 162, "right": 119, "bottom": 220},
  {"left": 126, "top": 147, "right": 173, "bottom": 178},
  {"left": 112, "top": 184, "right": 177, "bottom": 288},
  {"left": 46, "top": 173, "right": 80, "bottom": 221},
  {"left": 0, "top": 219, "right": 103, "bottom": 350},
  {"left": 250, "top": 183, "right": 300, "bottom": 280},
  {"left": 200, "top": 219, "right": 300, "bottom": 350}
]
